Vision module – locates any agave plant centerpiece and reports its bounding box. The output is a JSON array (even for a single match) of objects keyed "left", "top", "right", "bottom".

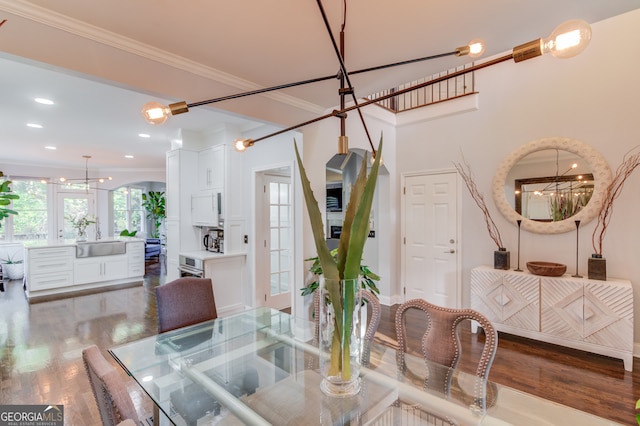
[{"left": 295, "top": 137, "right": 382, "bottom": 397}]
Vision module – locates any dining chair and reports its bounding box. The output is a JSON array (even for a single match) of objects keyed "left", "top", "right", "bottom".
[
  {"left": 82, "top": 344, "right": 142, "bottom": 426},
  {"left": 393, "top": 298, "right": 498, "bottom": 422},
  {"left": 155, "top": 276, "right": 227, "bottom": 426},
  {"left": 155, "top": 277, "right": 217, "bottom": 333},
  {"left": 312, "top": 288, "right": 381, "bottom": 366}
]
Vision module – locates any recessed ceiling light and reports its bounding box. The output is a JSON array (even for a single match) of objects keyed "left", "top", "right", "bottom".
[
  {"left": 125, "top": 155, "right": 134, "bottom": 159},
  {"left": 138, "top": 133, "right": 150, "bottom": 138},
  {"left": 26, "top": 123, "right": 43, "bottom": 129},
  {"left": 45, "top": 146, "right": 57, "bottom": 150},
  {"left": 34, "top": 98, "right": 54, "bottom": 105}
]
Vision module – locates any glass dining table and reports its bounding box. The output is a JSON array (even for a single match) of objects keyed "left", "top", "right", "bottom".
[{"left": 109, "top": 307, "right": 621, "bottom": 426}]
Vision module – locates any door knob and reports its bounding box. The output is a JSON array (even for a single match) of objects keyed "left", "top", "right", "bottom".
[{"left": 444, "top": 249, "right": 455, "bottom": 254}]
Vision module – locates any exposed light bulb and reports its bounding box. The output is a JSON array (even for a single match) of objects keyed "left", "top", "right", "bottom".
[
  {"left": 512, "top": 19, "right": 591, "bottom": 63},
  {"left": 142, "top": 101, "right": 169, "bottom": 125},
  {"left": 543, "top": 19, "right": 592, "bottom": 59},
  {"left": 455, "top": 39, "right": 486, "bottom": 58},
  {"left": 233, "top": 138, "right": 254, "bottom": 152},
  {"left": 141, "top": 101, "right": 189, "bottom": 125},
  {"left": 468, "top": 39, "right": 486, "bottom": 58}
]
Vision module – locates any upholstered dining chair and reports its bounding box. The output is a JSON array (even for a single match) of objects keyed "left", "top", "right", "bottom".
[
  {"left": 155, "top": 277, "right": 217, "bottom": 333},
  {"left": 82, "top": 344, "right": 143, "bottom": 426},
  {"left": 155, "top": 277, "right": 221, "bottom": 426},
  {"left": 394, "top": 298, "right": 498, "bottom": 417},
  {"left": 312, "top": 288, "right": 381, "bottom": 366}
]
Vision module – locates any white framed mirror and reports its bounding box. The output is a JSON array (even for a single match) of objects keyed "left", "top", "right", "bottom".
[{"left": 492, "top": 137, "right": 612, "bottom": 234}]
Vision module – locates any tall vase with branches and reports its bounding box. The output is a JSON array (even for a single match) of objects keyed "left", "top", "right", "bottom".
[
  {"left": 590, "top": 146, "right": 640, "bottom": 280},
  {"left": 453, "top": 156, "right": 509, "bottom": 269}
]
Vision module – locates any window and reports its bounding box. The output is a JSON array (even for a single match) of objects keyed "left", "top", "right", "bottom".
[
  {"left": 0, "top": 178, "right": 48, "bottom": 242},
  {"left": 113, "top": 186, "right": 144, "bottom": 235}
]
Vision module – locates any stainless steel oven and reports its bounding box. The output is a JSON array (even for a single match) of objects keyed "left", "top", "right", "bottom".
[{"left": 178, "top": 255, "right": 204, "bottom": 278}]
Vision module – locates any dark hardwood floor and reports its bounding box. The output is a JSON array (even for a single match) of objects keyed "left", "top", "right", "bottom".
[{"left": 0, "top": 262, "right": 637, "bottom": 425}]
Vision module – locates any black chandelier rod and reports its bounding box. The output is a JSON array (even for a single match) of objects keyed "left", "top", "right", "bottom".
[
  {"left": 186, "top": 53, "right": 459, "bottom": 111},
  {"left": 316, "top": 0, "right": 372, "bottom": 152},
  {"left": 248, "top": 52, "right": 513, "bottom": 145}
]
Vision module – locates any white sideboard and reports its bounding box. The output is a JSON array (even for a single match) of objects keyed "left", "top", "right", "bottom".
[{"left": 470, "top": 265, "right": 633, "bottom": 371}]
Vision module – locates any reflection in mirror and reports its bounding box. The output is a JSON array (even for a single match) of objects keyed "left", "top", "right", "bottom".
[
  {"left": 492, "top": 137, "right": 612, "bottom": 234},
  {"left": 325, "top": 150, "right": 370, "bottom": 250},
  {"left": 506, "top": 149, "right": 594, "bottom": 222}
]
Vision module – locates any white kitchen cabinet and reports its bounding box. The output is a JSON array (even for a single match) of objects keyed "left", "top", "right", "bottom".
[
  {"left": 166, "top": 149, "right": 200, "bottom": 281},
  {"left": 25, "top": 246, "right": 75, "bottom": 291},
  {"left": 470, "top": 265, "right": 633, "bottom": 371},
  {"left": 127, "top": 241, "right": 145, "bottom": 277},
  {"left": 198, "top": 145, "right": 225, "bottom": 191},
  {"left": 75, "top": 254, "right": 128, "bottom": 284},
  {"left": 204, "top": 254, "right": 245, "bottom": 316},
  {"left": 192, "top": 191, "right": 219, "bottom": 226}
]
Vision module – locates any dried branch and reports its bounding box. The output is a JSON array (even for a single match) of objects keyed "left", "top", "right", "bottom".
[
  {"left": 592, "top": 146, "right": 640, "bottom": 255},
  {"left": 453, "top": 156, "right": 504, "bottom": 249}
]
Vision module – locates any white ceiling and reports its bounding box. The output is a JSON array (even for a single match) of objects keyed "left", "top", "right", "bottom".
[{"left": 1, "top": 0, "right": 638, "bottom": 171}]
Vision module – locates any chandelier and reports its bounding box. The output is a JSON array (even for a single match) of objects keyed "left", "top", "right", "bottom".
[
  {"left": 42, "top": 155, "right": 112, "bottom": 191},
  {"left": 141, "top": 1, "right": 592, "bottom": 155}
]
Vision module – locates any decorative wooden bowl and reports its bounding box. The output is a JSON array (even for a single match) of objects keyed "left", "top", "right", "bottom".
[{"left": 526, "top": 261, "right": 567, "bottom": 277}]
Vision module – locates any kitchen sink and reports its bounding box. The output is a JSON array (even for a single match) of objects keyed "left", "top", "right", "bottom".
[{"left": 76, "top": 241, "right": 126, "bottom": 258}]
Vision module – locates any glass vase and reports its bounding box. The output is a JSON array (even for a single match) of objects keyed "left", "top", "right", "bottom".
[
  {"left": 318, "top": 277, "right": 363, "bottom": 397},
  {"left": 76, "top": 228, "right": 87, "bottom": 242},
  {"left": 494, "top": 247, "right": 510, "bottom": 270}
]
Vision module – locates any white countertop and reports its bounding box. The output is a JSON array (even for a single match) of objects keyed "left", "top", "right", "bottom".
[
  {"left": 179, "top": 250, "right": 246, "bottom": 261},
  {"left": 23, "top": 237, "right": 145, "bottom": 249}
]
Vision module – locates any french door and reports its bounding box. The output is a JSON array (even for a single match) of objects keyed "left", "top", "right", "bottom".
[
  {"left": 56, "top": 192, "right": 95, "bottom": 242},
  {"left": 258, "top": 174, "right": 293, "bottom": 310}
]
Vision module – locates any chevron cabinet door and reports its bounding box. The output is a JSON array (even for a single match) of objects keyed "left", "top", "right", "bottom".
[{"left": 583, "top": 279, "right": 633, "bottom": 352}]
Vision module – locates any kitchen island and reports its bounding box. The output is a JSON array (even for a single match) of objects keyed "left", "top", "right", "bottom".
[{"left": 24, "top": 237, "right": 145, "bottom": 302}]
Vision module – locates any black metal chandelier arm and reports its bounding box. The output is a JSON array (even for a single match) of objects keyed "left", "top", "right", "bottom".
[
  {"left": 315, "top": 0, "right": 375, "bottom": 153},
  {"left": 250, "top": 110, "right": 340, "bottom": 144},
  {"left": 341, "top": 53, "right": 514, "bottom": 114},
  {"left": 186, "top": 49, "right": 461, "bottom": 110},
  {"left": 186, "top": 74, "right": 338, "bottom": 108},
  {"left": 248, "top": 52, "right": 514, "bottom": 146},
  {"left": 350, "top": 51, "right": 459, "bottom": 76}
]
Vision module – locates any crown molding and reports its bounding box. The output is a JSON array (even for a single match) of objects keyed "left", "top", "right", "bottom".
[{"left": 0, "top": 0, "right": 325, "bottom": 114}]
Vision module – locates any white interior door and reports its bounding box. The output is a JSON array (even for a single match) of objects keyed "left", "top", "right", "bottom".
[
  {"left": 56, "top": 192, "right": 95, "bottom": 241},
  {"left": 257, "top": 173, "right": 292, "bottom": 310},
  {"left": 402, "top": 172, "right": 459, "bottom": 307}
]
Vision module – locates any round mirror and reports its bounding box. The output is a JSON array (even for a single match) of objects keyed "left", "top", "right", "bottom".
[{"left": 492, "top": 137, "right": 612, "bottom": 234}]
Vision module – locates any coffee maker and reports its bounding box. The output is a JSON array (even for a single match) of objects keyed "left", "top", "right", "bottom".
[{"left": 203, "top": 226, "right": 224, "bottom": 253}]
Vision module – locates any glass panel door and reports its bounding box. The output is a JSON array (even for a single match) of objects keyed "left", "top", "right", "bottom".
[{"left": 56, "top": 192, "right": 95, "bottom": 241}]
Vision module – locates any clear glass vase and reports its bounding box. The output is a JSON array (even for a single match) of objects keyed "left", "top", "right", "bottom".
[
  {"left": 318, "top": 277, "right": 363, "bottom": 397},
  {"left": 76, "top": 228, "right": 87, "bottom": 242}
]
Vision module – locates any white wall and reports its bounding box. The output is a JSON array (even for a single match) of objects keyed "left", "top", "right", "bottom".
[{"left": 391, "top": 9, "right": 640, "bottom": 342}]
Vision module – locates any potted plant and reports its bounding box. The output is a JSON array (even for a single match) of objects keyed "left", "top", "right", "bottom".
[
  {"left": 301, "top": 249, "right": 380, "bottom": 297},
  {"left": 142, "top": 191, "right": 166, "bottom": 238},
  {"left": 0, "top": 251, "right": 24, "bottom": 281},
  {"left": 0, "top": 171, "right": 19, "bottom": 228}
]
